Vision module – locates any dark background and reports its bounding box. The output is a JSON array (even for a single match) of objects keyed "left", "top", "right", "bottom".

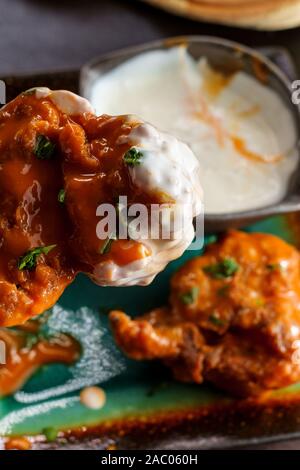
[
  {"left": 1, "top": 0, "right": 300, "bottom": 76},
  {"left": 1, "top": 0, "right": 300, "bottom": 450}
]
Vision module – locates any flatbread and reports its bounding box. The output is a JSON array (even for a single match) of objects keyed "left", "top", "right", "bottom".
[{"left": 142, "top": 0, "right": 300, "bottom": 30}]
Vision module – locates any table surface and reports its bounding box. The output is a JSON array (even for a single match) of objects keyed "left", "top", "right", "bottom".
[{"left": 1, "top": 0, "right": 300, "bottom": 451}]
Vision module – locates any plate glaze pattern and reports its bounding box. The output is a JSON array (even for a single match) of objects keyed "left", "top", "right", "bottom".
[{"left": 1, "top": 49, "right": 300, "bottom": 450}]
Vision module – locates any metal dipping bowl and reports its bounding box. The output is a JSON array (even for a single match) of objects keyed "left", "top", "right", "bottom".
[{"left": 80, "top": 36, "right": 300, "bottom": 233}]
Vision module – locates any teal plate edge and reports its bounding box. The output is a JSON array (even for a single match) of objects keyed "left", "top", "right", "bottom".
[{"left": 1, "top": 214, "right": 300, "bottom": 450}]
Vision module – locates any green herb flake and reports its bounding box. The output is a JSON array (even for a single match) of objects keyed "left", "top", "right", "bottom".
[
  {"left": 57, "top": 189, "right": 66, "bottom": 204},
  {"left": 18, "top": 245, "right": 57, "bottom": 271},
  {"left": 43, "top": 427, "right": 58, "bottom": 443},
  {"left": 203, "top": 257, "right": 239, "bottom": 279},
  {"left": 34, "top": 135, "right": 56, "bottom": 160},
  {"left": 209, "top": 313, "right": 226, "bottom": 327},
  {"left": 99, "top": 233, "right": 117, "bottom": 255},
  {"left": 266, "top": 263, "right": 281, "bottom": 272},
  {"left": 23, "top": 332, "right": 39, "bottom": 350},
  {"left": 217, "top": 284, "right": 230, "bottom": 297},
  {"left": 22, "top": 330, "right": 51, "bottom": 350},
  {"left": 123, "top": 147, "right": 143, "bottom": 166},
  {"left": 180, "top": 286, "right": 199, "bottom": 305},
  {"left": 255, "top": 298, "right": 265, "bottom": 307}
]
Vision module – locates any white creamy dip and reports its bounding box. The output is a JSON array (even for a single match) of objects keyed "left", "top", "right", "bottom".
[{"left": 87, "top": 46, "right": 298, "bottom": 214}]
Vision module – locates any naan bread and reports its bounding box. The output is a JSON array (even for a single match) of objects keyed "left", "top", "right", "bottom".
[{"left": 142, "top": 0, "right": 300, "bottom": 30}]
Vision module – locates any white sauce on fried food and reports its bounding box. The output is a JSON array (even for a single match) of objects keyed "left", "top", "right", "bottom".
[{"left": 91, "top": 120, "right": 202, "bottom": 286}]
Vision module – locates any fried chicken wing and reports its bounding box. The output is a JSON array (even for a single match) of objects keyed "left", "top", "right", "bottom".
[
  {"left": 0, "top": 88, "right": 201, "bottom": 326},
  {"left": 110, "top": 231, "right": 300, "bottom": 396}
]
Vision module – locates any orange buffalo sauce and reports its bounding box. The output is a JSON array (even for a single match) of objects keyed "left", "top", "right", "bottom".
[
  {"left": 0, "top": 92, "right": 151, "bottom": 327},
  {"left": 107, "top": 240, "right": 151, "bottom": 266},
  {"left": 4, "top": 436, "right": 32, "bottom": 450},
  {"left": 0, "top": 320, "right": 80, "bottom": 397}
]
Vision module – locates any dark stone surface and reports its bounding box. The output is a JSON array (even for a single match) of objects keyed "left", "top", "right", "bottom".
[{"left": 0, "top": 0, "right": 300, "bottom": 76}]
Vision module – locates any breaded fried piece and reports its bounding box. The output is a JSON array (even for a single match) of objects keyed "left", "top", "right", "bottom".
[{"left": 110, "top": 231, "right": 300, "bottom": 396}]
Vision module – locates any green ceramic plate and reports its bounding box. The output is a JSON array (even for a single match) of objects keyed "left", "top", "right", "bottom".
[
  {"left": 1, "top": 52, "right": 300, "bottom": 450},
  {"left": 1, "top": 214, "right": 300, "bottom": 450}
]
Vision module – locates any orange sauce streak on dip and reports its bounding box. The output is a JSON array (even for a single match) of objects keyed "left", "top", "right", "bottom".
[
  {"left": 0, "top": 321, "right": 80, "bottom": 396},
  {"left": 194, "top": 94, "right": 281, "bottom": 165},
  {"left": 230, "top": 135, "right": 282, "bottom": 164},
  {"left": 194, "top": 107, "right": 226, "bottom": 147},
  {"left": 201, "top": 67, "right": 233, "bottom": 99}
]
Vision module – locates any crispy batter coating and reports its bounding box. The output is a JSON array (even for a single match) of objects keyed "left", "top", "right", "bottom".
[
  {"left": 110, "top": 230, "right": 300, "bottom": 396},
  {"left": 0, "top": 90, "right": 201, "bottom": 326},
  {"left": 0, "top": 91, "right": 133, "bottom": 326}
]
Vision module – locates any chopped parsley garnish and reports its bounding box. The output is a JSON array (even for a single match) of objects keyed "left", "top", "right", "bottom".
[
  {"left": 203, "top": 257, "right": 239, "bottom": 279},
  {"left": 255, "top": 298, "right": 265, "bottom": 307},
  {"left": 99, "top": 233, "right": 117, "bottom": 255},
  {"left": 180, "top": 286, "right": 199, "bottom": 305},
  {"left": 217, "top": 284, "right": 230, "bottom": 297},
  {"left": 34, "top": 135, "right": 56, "bottom": 160},
  {"left": 209, "top": 313, "right": 226, "bottom": 327},
  {"left": 23, "top": 329, "right": 51, "bottom": 350},
  {"left": 57, "top": 189, "right": 66, "bottom": 203},
  {"left": 123, "top": 147, "right": 143, "bottom": 166},
  {"left": 23, "top": 332, "right": 40, "bottom": 350},
  {"left": 43, "top": 427, "right": 58, "bottom": 442},
  {"left": 18, "top": 245, "right": 56, "bottom": 271},
  {"left": 266, "top": 263, "right": 281, "bottom": 272}
]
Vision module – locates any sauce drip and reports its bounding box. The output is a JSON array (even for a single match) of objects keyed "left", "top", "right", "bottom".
[
  {"left": 0, "top": 320, "right": 80, "bottom": 397},
  {"left": 4, "top": 437, "right": 32, "bottom": 450}
]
